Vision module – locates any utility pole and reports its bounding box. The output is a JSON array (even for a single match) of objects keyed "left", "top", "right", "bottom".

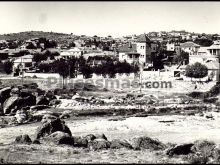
[
  {"left": 139, "top": 65, "right": 143, "bottom": 93},
  {"left": 21, "top": 56, "right": 24, "bottom": 86}
]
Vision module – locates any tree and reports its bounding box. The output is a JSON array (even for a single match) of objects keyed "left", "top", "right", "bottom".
[
  {"left": 194, "top": 38, "right": 213, "bottom": 47},
  {"left": 52, "top": 59, "right": 69, "bottom": 88},
  {"left": 173, "top": 51, "right": 189, "bottom": 64},
  {"left": 3, "top": 60, "right": 13, "bottom": 74},
  {"left": 185, "top": 62, "right": 208, "bottom": 80}
]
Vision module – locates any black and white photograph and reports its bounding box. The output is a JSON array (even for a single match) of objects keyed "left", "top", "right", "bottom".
[{"left": 0, "top": 1, "right": 220, "bottom": 164}]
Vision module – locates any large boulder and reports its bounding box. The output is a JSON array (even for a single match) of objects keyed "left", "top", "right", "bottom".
[
  {"left": 131, "top": 136, "right": 166, "bottom": 151},
  {"left": 88, "top": 139, "right": 111, "bottom": 150},
  {"left": 110, "top": 139, "right": 133, "bottom": 149},
  {"left": 0, "top": 87, "right": 11, "bottom": 104},
  {"left": 36, "top": 96, "right": 50, "bottom": 105},
  {"left": 3, "top": 96, "right": 19, "bottom": 114},
  {"left": 16, "top": 95, "right": 36, "bottom": 110},
  {"left": 14, "top": 134, "right": 32, "bottom": 144},
  {"left": 35, "top": 115, "right": 72, "bottom": 140},
  {"left": 44, "top": 131, "right": 74, "bottom": 145},
  {"left": 166, "top": 143, "right": 194, "bottom": 156}
]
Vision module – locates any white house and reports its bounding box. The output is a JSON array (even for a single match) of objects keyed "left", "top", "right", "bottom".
[
  {"left": 180, "top": 41, "right": 200, "bottom": 55},
  {"left": 60, "top": 47, "right": 83, "bottom": 59},
  {"left": 118, "top": 34, "right": 154, "bottom": 66},
  {"left": 187, "top": 42, "right": 220, "bottom": 81}
]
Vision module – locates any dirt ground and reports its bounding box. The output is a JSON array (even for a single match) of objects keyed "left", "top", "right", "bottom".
[{"left": 0, "top": 77, "right": 218, "bottom": 163}]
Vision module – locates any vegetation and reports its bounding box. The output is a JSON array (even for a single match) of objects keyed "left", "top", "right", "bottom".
[
  {"left": 3, "top": 60, "right": 13, "bottom": 74},
  {"left": 36, "top": 56, "right": 139, "bottom": 79},
  {"left": 185, "top": 62, "right": 208, "bottom": 79}
]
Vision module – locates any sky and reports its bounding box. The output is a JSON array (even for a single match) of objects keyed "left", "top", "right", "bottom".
[{"left": 0, "top": 1, "right": 220, "bottom": 37}]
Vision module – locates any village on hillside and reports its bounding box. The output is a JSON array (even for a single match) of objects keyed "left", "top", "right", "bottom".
[
  {"left": 2, "top": 1, "right": 220, "bottom": 164},
  {"left": 0, "top": 30, "right": 219, "bottom": 83}
]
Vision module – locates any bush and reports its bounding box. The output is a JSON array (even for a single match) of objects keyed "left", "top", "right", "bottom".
[
  {"left": 188, "top": 92, "right": 204, "bottom": 99},
  {"left": 203, "top": 97, "right": 218, "bottom": 103}
]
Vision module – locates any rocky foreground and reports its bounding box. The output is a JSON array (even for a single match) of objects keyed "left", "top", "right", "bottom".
[
  {"left": 1, "top": 113, "right": 219, "bottom": 164},
  {"left": 0, "top": 82, "right": 220, "bottom": 163}
]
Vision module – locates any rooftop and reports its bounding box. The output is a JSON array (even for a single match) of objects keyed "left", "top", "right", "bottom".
[
  {"left": 180, "top": 41, "right": 200, "bottom": 48},
  {"left": 118, "top": 43, "right": 137, "bottom": 53},
  {"left": 136, "top": 34, "right": 151, "bottom": 43}
]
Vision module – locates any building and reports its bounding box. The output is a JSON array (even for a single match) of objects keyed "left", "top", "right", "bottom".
[
  {"left": 187, "top": 42, "right": 220, "bottom": 81},
  {"left": 118, "top": 34, "right": 154, "bottom": 66},
  {"left": 136, "top": 34, "right": 152, "bottom": 64},
  {"left": 60, "top": 47, "right": 83, "bottom": 59},
  {"left": 180, "top": 41, "right": 200, "bottom": 55},
  {"left": 13, "top": 54, "right": 34, "bottom": 76},
  {"left": 118, "top": 43, "right": 140, "bottom": 64}
]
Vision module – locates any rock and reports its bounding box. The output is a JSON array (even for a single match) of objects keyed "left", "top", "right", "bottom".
[
  {"left": 10, "top": 88, "right": 20, "bottom": 96},
  {"left": 15, "top": 110, "right": 28, "bottom": 124},
  {"left": 16, "top": 95, "right": 36, "bottom": 110},
  {"left": 19, "top": 89, "right": 34, "bottom": 97},
  {"left": 191, "top": 140, "right": 216, "bottom": 156},
  {"left": 110, "top": 139, "right": 133, "bottom": 149},
  {"left": 131, "top": 136, "right": 166, "bottom": 150},
  {"left": 166, "top": 143, "right": 194, "bottom": 156},
  {"left": 59, "top": 111, "right": 70, "bottom": 119},
  {"left": 0, "top": 87, "right": 11, "bottom": 104},
  {"left": 49, "top": 99, "right": 61, "bottom": 106},
  {"left": 32, "top": 139, "right": 41, "bottom": 144},
  {"left": 84, "top": 134, "right": 96, "bottom": 142},
  {"left": 45, "top": 90, "right": 56, "bottom": 101},
  {"left": 73, "top": 136, "right": 88, "bottom": 148},
  {"left": 36, "top": 96, "right": 50, "bottom": 105},
  {"left": 88, "top": 139, "right": 111, "bottom": 150},
  {"left": 14, "top": 134, "right": 32, "bottom": 144},
  {"left": 30, "top": 105, "right": 50, "bottom": 111},
  {"left": 205, "top": 113, "right": 214, "bottom": 119},
  {"left": 44, "top": 131, "right": 74, "bottom": 145},
  {"left": 84, "top": 133, "right": 107, "bottom": 142},
  {"left": 23, "top": 83, "right": 38, "bottom": 89},
  {"left": 3, "top": 96, "right": 19, "bottom": 114},
  {"left": 35, "top": 115, "right": 72, "bottom": 140},
  {"left": 36, "top": 88, "right": 45, "bottom": 96}
]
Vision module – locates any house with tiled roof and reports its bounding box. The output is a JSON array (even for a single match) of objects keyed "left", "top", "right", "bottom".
[
  {"left": 118, "top": 34, "right": 153, "bottom": 65},
  {"left": 186, "top": 42, "right": 220, "bottom": 81},
  {"left": 118, "top": 42, "right": 140, "bottom": 64},
  {"left": 180, "top": 41, "right": 200, "bottom": 55}
]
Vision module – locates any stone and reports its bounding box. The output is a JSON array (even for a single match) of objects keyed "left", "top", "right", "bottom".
[
  {"left": 15, "top": 109, "right": 28, "bottom": 124},
  {"left": 84, "top": 133, "right": 107, "bottom": 142},
  {"left": 30, "top": 105, "right": 50, "bottom": 111},
  {"left": 166, "top": 143, "right": 194, "bottom": 156},
  {"left": 35, "top": 115, "right": 72, "bottom": 140},
  {"left": 36, "top": 96, "right": 50, "bottom": 105},
  {"left": 10, "top": 88, "right": 20, "bottom": 96},
  {"left": 88, "top": 139, "right": 111, "bottom": 150},
  {"left": 73, "top": 136, "right": 88, "bottom": 148},
  {"left": 45, "top": 90, "right": 56, "bottom": 101},
  {"left": 14, "top": 134, "right": 32, "bottom": 144},
  {"left": 110, "top": 139, "right": 133, "bottom": 149},
  {"left": 3, "top": 96, "right": 19, "bottom": 114},
  {"left": 0, "top": 87, "right": 11, "bottom": 104},
  {"left": 131, "top": 136, "right": 166, "bottom": 150},
  {"left": 44, "top": 131, "right": 74, "bottom": 145},
  {"left": 49, "top": 99, "right": 61, "bottom": 106}
]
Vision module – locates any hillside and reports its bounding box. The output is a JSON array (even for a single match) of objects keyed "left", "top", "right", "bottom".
[{"left": 0, "top": 31, "right": 73, "bottom": 41}]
